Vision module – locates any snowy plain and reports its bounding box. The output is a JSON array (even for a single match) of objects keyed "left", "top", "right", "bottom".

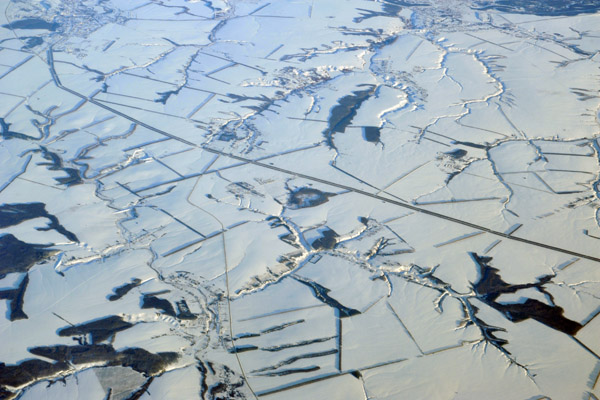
[{"left": 1, "top": 0, "right": 600, "bottom": 399}]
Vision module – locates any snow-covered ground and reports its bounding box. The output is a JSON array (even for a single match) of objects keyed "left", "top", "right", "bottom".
[{"left": 1, "top": 0, "right": 600, "bottom": 398}]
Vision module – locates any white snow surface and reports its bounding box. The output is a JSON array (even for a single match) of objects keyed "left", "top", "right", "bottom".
[{"left": 0, "top": 0, "right": 600, "bottom": 399}]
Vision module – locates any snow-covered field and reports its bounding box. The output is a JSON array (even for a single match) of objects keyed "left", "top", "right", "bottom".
[{"left": 1, "top": 0, "right": 600, "bottom": 398}]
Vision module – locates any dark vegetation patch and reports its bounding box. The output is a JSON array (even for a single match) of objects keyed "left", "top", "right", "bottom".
[
  {"left": 0, "top": 274, "right": 29, "bottom": 321},
  {"left": 471, "top": 253, "right": 582, "bottom": 335},
  {"left": 0, "top": 234, "right": 57, "bottom": 278},
  {"left": 57, "top": 315, "right": 134, "bottom": 344},
  {"left": 108, "top": 279, "right": 142, "bottom": 301}
]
